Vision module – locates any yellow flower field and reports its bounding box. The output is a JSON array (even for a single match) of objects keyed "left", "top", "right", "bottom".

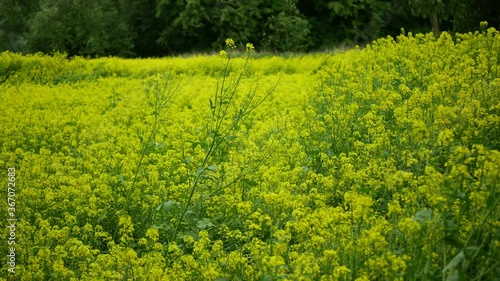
[{"left": 1, "top": 25, "right": 499, "bottom": 280}]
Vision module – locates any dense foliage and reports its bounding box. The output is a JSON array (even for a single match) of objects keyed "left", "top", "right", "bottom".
[
  {"left": 1, "top": 25, "right": 499, "bottom": 280},
  {"left": 1, "top": 0, "right": 499, "bottom": 56}
]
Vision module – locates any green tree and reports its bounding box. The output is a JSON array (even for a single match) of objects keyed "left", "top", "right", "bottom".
[
  {"left": 0, "top": 0, "right": 40, "bottom": 52},
  {"left": 446, "top": 0, "right": 500, "bottom": 32},
  {"left": 298, "top": 0, "right": 391, "bottom": 46},
  {"left": 331, "top": 0, "right": 391, "bottom": 42},
  {"left": 407, "top": 0, "right": 500, "bottom": 34},
  {"left": 384, "top": 0, "right": 429, "bottom": 35},
  {"left": 209, "top": 0, "right": 263, "bottom": 49},
  {"left": 408, "top": 0, "right": 445, "bottom": 34},
  {"left": 126, "top": 0, "right": 164, "bottom": 57},
  {"left": 262, "top": 0, "right": 311, "bottom": 51},
  {"left": 155, "top": 0, "right": 311, "bottom": 53},
  {"left": 26, "top": 0, "right": 134, "bottom": 57},
  {"left": 155, "top": 0, "right": 202, "bottom": 53}
]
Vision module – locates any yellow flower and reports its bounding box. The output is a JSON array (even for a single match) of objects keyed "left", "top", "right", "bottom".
[
  {"left": 438, "top": 129, "right": 454, "bottom": 146},
  {"left": 152, "top": 243, "right": 164, "bottom": 252},
  {"left": 219, "top": 50, "right": 228, "bottom": 58},
  {"left": 263, "top": 255, "right": 286, "bottom": 272},
  {"left": 398, "top": 217, "right": 421, "bottom": 236},
  {"left": 387, "top": 201, "right": 403, "bottom": 216},
  {"left": 225, "top": 38, "right": 236, "bottom": 49},
  {"left": 118, "top": 215, "right": 134, "bottom": 244},
  {"left": 168, "top": 242, "right": 182, "bottom": 256},
  {"left": 138, "top": 238, "right": 148, "bottom": 246},
  {"left": 246, "top": 43, "right": 255, "bottom": 53},
  {"left": 145, "top": 228, "right": 159, "bottom": 242},
  {"left": 333, "top": 265, "right": 351, "bottom": 279}
]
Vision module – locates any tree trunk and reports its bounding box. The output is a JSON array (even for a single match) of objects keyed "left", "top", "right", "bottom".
[{"left": 429, "top": 12, "right": 440, "bottom": 35}]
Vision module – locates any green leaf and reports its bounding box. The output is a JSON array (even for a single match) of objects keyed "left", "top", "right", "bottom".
[
  {"left": 262, "top": 274, "right": 273, "bottom": 281},
  {"left": 445, "top": 270, "right": 460, "bottom": 281},
  {"left": 441, "top": 212, "right": 462, "bottom": 247},
  {"left": 162, "top": 200, "right": 175, "bottom": 212},
  {"left": 454, "top": 191, "right": 467, "bottom": 200},
  {"left": 443, "top": 250, "right": 465, "bottom": 281},
  {"left": 191, "top": 141, "right": 201, "bottom": 150},
  {"left": 441, "top": 212, "right": 458, "bottom": 230},
  {"left": 155, "top": 142, "right": 166, "bottom": 149},
  {"left": 152, "top": 223, "right": 170, "bottom": 231},
  {"left": 156, "top": 200, "right": 175, "bottom": 213},
  {"left": 196, "top": 218, "right": 215, "bottom": 229},
  {"left": 195, "top": 166, "right": 205, "bottom": 177},
  {"left": 413, "top": 209, "right": 433, "bottom": 225},
  {"left": 207, "top": 165, "right": 217, "bottom": 172}
]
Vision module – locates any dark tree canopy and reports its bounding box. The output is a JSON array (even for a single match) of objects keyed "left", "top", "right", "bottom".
[{"left": 0, "top": 0, "right": 498, "bottom": 57}]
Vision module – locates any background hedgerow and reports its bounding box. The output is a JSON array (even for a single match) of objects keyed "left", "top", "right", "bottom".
[{"left": 0, "top": 26, "right": 499, "bottom": 280}]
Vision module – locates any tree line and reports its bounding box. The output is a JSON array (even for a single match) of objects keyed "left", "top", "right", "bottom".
[{"left": 1, "top": 0, "right": 498, "bottom": 58}]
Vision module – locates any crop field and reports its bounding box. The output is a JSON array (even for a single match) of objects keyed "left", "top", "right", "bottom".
[{"left": 1, "top": 27, "right": 499, "bottom": 280}]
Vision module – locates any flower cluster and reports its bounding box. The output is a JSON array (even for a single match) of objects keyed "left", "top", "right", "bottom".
[{"left": 0, "top": 27, "right": 498, "bottom": 280}]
